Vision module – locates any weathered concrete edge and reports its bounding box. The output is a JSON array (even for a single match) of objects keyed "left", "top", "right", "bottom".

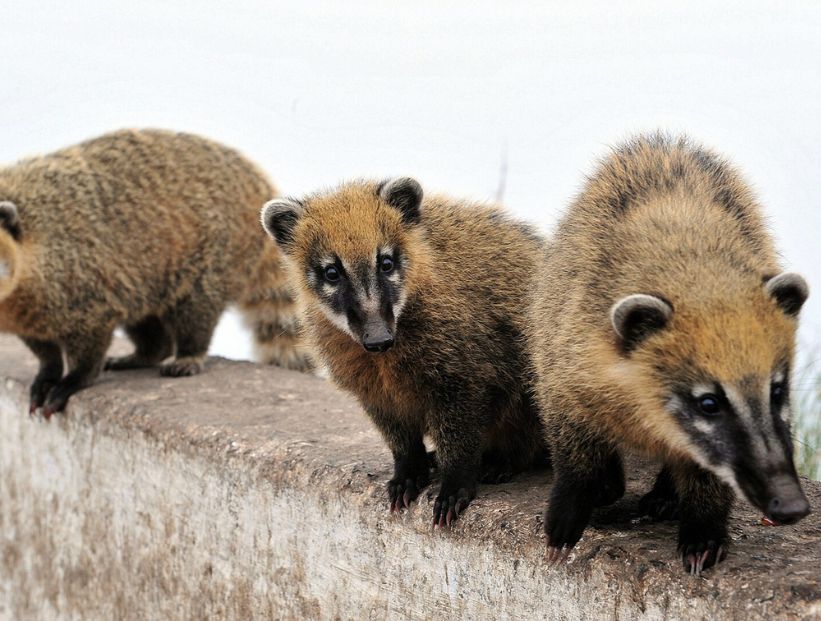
[{"left": 1, "top": 350, "right": 820, "bottom": 619}]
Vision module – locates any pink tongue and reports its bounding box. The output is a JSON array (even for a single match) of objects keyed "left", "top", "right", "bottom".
[{"left": 760, "top": 516, "right": 780, "bottom": 526}]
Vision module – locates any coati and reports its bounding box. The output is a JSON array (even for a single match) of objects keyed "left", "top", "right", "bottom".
[
  {"left": 0, "top": 129, "right": 310, "bottom": 417},
  {"left": 261, "top": 178, "right": 548, "bottom": 525},
  {"left": 528, "top": 134, "right": 811, "bottom": 574}
]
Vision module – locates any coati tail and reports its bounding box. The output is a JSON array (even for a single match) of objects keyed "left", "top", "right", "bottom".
[{"left": 240, "top": 244, "right": 312, "bottom": 372}]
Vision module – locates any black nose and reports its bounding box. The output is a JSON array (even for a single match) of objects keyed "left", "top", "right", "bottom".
[
  {"left": 363, "top": 337, "right": 394, "bottom": 353},
  {"left": 767, "top": 494, "right": 811, "bottom": 525}
]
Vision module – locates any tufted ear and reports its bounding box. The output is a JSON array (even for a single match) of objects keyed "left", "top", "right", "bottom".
[
  {"left": 377, "top": 177, "right": 423, "bottom": 225},
  {"left": 260, "top": 197, "right": 305, "bottom": 252},
  {"left": 765, "top": 272, "right": 809, "bottom": 317},
  {"left": 610, "top": 294, "right": 673, "bottom": 352},
  {"left": 0, "top": 201, "right": 20, "bottom": 240}
]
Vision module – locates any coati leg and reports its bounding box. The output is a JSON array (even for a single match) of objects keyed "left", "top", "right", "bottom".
[
  {"left": 23, "top": 337, "right": 64, "bottom": 413},
  {"left": 40, "top": 329, "right": 113, "bottom": 418},
  {"left": 428, "top": 399, "right": 491, "bottom": 528},
  {"left": 544, "top": 420, "right": 625, "bottom": 561},
  {"left": 639, "top": 464, "right": 680, "bottom": 521},
  {"left": 670, "top": 461, "right": 733, "bottom": 575},
  {"left": 160, "top": 292, "right": 222, "bottom": 377},
  {"left": 367, "top": 406, "right": 431, "bottom": 512},
  {"left": 105, "top": 315, "right": 174, "bottom": 370}
]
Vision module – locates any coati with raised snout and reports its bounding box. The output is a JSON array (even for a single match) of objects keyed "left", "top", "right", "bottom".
[
  {"left": 261, "top": 178, "right": 548, "bottom": 526},
  {"left": 528, "top": 134, "right": 811, "bottom": 574},
  {"left": 0, "top": 129, "right": 310, "bottom": 417}
]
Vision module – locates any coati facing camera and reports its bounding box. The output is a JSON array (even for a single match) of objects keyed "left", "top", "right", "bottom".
[
  {"left": 0, "top": 129, "right": 310, "bottom": 417},
  {"left": 528, "top": 134, "right": 811, "bottom": 574},
  {"left": 261, "top": 178, "right": 548, "bottom": 526}
]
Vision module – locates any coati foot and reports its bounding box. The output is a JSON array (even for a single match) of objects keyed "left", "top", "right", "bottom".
[
  {"left": 41, "top": 385, "right": 75, "bottom": 419},
  {"left": 479, "top": 455, "right": 514, "bottom": 484},
  {"left": 639, "top": 487, "right": 680, "bottom": 521},
  {"left": 160, "top": 357, "right": 204, "bottom": 377},
  {"left": 29, "top": 377, "right": 58, "bottom": 414},
  {"left": 432, "top": 477, "right": 477, "bottom": 528},
  {"left": 544, "top": 482, "right": 595, "bottom": 561},
  {"left": 678, "top": 524, "right": 729, "bottom": 575},
  {"left": 388, "top": 477, "right": 427, "bottom": 512},
  {"left": 105, "top": 354, "right": 159, "bottom": 371}
]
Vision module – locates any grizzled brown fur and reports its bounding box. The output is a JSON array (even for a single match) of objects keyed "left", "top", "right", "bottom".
[
  {"left": 528, "top": 134, "right": 810, "bottom": 574},
  {"left": 262, "top": 178, "right": 548, "bottom": 526},
  {"left": 0, "top": 129, "right": 309, "bottom": 416}
]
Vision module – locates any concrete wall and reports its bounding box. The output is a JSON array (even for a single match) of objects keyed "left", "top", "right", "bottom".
[{"left": 0, "top": 335, "right": 819, "bottom": 620}]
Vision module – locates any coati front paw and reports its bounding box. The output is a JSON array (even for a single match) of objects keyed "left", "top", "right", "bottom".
[
  {"left": 29, "top": 377, "right": 58, "bottom": 413},
  {"left": 678, "top": 523, "right": 728, "bottom": 575},
  {"left": 41, "top": 385, "right": 74, "bottom": 419},
  {"left": 544, "top": 482, "right": 595, "bottom": 563},
  {"left": 639, "top": 487, "right": 680, "bottom": 521},
  {"left": 388, "top": 476, "right": 428, "bottom": 512},
  {"left": 432, "top": 476, "right": 477, "bottom": 528},
  {"left": 160, "top": 356, "right": 204, "bottom": 377}
]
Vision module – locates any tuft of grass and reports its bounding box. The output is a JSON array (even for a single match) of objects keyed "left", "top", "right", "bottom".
[{"left": 793, "top": 369, "right": 821, "bottom": 481}]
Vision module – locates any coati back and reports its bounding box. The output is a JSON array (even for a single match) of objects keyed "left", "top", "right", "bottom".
[
  {"left": 528, "top": 134, "right": 810, "bottom": 574},
  {"left": 262, "top": 178, "right": 548, "bottom": 525},
  {"left": 0, "top": 129, "right": 310, "bottom": 416}
]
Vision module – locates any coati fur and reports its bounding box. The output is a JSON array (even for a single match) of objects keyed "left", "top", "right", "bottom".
[
  {"left": 0, "top": 129, "right": 310, "bottom": 416},
  {"left": 261, "top": 178, "right": 548, "bottom": 526},
  {"left": 528, "top": 133, "right": 811, "bottom": 574}
]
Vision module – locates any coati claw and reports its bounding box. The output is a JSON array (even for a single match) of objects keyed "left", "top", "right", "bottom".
[
  {"left": 432, "top": 487, "right": 473, "bottom": 529},
  {"left": 388, "top": 477, "right": 423, "bottom": 513},
  {"left": 679, "top": 538, "right": 727, "bottom": 575}
]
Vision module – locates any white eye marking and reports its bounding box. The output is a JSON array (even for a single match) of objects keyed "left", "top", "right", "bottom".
[
  {"left": 691, "top": 383, "right": 715, "bottom": 399},
  {"left": 773, "top": 370, "right": 786, "bottom": 384},
  {"left": 0, "top": 260, "right": 8, "bottom": 280},
  {"left": 693, "top": 419, "right": 715, "bottom": 435},
  {"left": 318, "top": 306, "right": 355, "bottom": 339}
]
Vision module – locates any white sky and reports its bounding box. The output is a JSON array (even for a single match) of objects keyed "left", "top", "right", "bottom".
[{"left": 1, "top": 1, "right": 820, "bottom": 372}]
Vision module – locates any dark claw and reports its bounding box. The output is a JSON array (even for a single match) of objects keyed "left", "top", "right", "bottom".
[
  {"left": 679, "top": 538, "right": 727, "bottom": 575},
  {"left": 42, "top": 406, "right": 56, "bottom": 420}
]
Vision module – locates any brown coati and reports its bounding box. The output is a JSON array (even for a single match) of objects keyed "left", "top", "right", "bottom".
[
  {"left": 261, "top": 178, "right": 548, "bottom": 526},
  {"left": 0, "top": 129, "right": 310, "bottom": 417},
  {"left": 528, "top": 133, "right": 811, "bottom": 574}
]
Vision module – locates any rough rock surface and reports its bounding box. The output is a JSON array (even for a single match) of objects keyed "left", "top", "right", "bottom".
[{"left": 0, "top": 334, "right": 819, "bottom": 620}]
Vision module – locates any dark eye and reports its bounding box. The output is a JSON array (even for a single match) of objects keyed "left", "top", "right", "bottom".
[
  {"left": 771, "top": 382, "right": 786, "bottom": 406},
  {"left": 698, "top": 394, "right": 721, "bottom": 416},
  {"left": 380, "top": 256, "right": 394, "bottom": 273},
  {"left": 324, "top": 265, "right": 340, "bottom": 283}
]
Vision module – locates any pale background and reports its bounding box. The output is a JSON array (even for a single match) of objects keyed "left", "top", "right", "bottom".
[{"left": 1, "top": 1, "right": 819, "bottom": 380}]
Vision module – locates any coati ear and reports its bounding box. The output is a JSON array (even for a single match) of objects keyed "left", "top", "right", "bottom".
[
  {"left": 610, "top": 294, "right": 673, "bottom": 352},
  {"left": 0, "top": 201, "right": 20, "bottom": 240},
  {"left": 377, "top": 177, "right": 423, "bottom": 225},
  {"left": 765, "top": 272, "right": 809, "bottom": 317},
  {"left": 260, "top": 197, "right": 305, "bottom": 252}
]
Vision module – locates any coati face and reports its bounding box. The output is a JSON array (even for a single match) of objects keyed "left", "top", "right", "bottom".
[
  {"left": 261, "top": 178, "right": 423, "bottom": 353},
  {"left": 611, "top": 272, "right": 811, "bottom": 525},
  {"left": 0, "top": 201, "right": 21, "bottom": 301}
]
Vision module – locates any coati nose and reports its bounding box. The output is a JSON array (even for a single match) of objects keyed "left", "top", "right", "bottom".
[
  {"left": 363, "top": 336, "right": 394, "bottom": 353},
  {"left": 766, "top": 478, "right": 811, "bottom": 524}
]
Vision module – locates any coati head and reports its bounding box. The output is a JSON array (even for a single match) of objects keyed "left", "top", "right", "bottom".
[
  {"left": 261, "top": 178, "right": 425, "bottom": 353},
  {"left": 611, "top": 272, "right": 811, "bottom": 524},
  {"left": 0, "top": 201, "right": 21, "bottom": 302}
]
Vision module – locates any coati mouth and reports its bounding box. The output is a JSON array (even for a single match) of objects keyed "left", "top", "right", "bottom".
[{"left": 742, "top": 473, "right": 811, "bottom": 526}]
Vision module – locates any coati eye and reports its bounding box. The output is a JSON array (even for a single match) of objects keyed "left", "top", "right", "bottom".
[
  {"left": 698, "top": 394, "right": 721, "bottom": 416},
  {"left": 771, "top": 382, "right": 786, "bottom": 407},
  {"left": 324, "top": 265, "right": 340, "bottom": 283},
  {"left": 380, "top": 256, "right": 395, "bottom": 273}
]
